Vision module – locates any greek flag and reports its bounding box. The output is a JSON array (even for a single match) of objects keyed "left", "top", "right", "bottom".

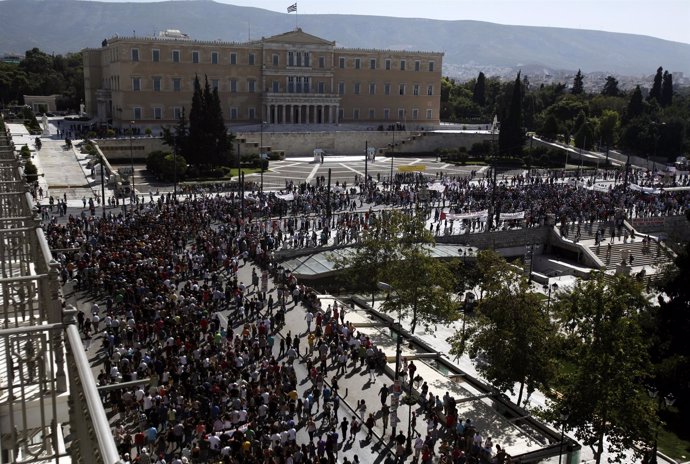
[{"left": 287, "top": 3, "right": 297, "bottom": 13}]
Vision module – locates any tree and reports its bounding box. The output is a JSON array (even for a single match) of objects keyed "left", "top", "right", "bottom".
[
  {"left": 472, "top": 71, "right": 486, "bottom": 106},
  {"left": 450, "top": 252, "right": 556, "bottom": 406},
  {"left": 648, "top": 66, "right": 663, "bottom": 103},
  {"left": 598, "top": 109, "right": 620, "bottom": 148},
  {"left": 333, "top": 210, "right": 456, "bottom": 334},
  {"left": 498, "top": 72, "right": 524, "bottom": 157},
  {"left": 571, "top": 69, "right": 584, "bottom": 95},
  {"left": 652, "top": 241, "right": 690, "bottom": 417},
  {"left": 661, "top": 70, "right": 673, "bottom": 107},
  {"left": 539, "top": 114, "right": 560, "bottom": 140},
  {"left": 574, "top": 121, "right": 594, "bottom": 150},
  {"left": 627, "top": 86, "right": 645, "bottom": 119},
  {"left": 186, "top": 75, "right": 233, "bottom": 169},
  {"left": 601, "top": 75, "right": 620, "bottom": 97},
  {"left": 547, "top": 274, "right": 655, "bottom": 464}
]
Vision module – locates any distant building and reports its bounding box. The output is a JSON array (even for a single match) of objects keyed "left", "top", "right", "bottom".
[
  {"left": 1, "top": 53, "right": 23, "bottom": 64},
  {"left": 82, "top": 28, "right": 443, "bottom": 129}
]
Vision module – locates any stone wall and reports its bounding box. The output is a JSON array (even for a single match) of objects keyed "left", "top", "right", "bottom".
[
  {"left": 437, "top": 226, "right": 551, "bottom": 255},
  {"left": 631, "top": 215, "right": 690, "bottom": 242},
  {"left": 93, "top": 130, "right": 493, "bottom": 160}
]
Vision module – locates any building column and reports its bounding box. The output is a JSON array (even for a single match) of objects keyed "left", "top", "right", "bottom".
[
  {"left": 297, "top": 105, "right": 301, "bottom": 124},
  {"left": 282, "top": 105, "right": 286, "bottom": 124},
  {"left": 335, "top": 105, "right": 339, "bottom": 124}
]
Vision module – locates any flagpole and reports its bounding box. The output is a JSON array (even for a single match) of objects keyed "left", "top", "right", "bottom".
[{"left": 295, "top": 5, "right": 298, "bottom": 30}]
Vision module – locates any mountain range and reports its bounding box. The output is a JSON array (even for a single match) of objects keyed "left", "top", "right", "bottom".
[{"left": 1, "top": 0, "right": 689, "bottom": 77}]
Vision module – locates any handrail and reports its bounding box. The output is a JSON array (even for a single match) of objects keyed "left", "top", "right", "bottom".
[{"left": 64, "top": 322, "right": 124, "bottom": 464}]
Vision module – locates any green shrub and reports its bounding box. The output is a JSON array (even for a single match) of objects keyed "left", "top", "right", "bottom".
[
  {"left": 20, "top": 144, "right": 31, "bottom": 158},
  {"left": 23, "top": 160, "right": 38, "bottom": 182}
]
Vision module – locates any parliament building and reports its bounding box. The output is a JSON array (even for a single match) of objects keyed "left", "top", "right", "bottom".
[{"left": 83, "top": 29, "right": 443, "bottom": 130}]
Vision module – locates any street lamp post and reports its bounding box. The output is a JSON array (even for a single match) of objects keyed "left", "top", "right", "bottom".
[
  {"left": 260, "top": 121, "right": 265, "bottom": 192},
  {"left": 100, "top": 155, "right": 106, "bottom": 218},
  {"left": 558, "top": 412, "right": 569, "bottom": 464},
  {"left": 364, "top": 140, "right": 369, "bottom": 187},
  {"left": 129, "top": 121, "right": 135, "bottom": 210},
  {"left": 647, "top": 388, "right": 676, "bottom": 464},
  {"left": 460, "top": 292, "right": 475, "bottom": 356},
  {"left": 544, "top": 282, "right": 559, "bottom": 313},
  {"left": 390, "top": 124, "right": 397, "bottom": 188},
  {"left": 377, "top": 281, "right": 402, "bottom": 440}
]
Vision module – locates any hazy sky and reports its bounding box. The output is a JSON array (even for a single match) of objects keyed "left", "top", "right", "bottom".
[{"left": 89, "top": 0, "right": 690, "bottom": 44}]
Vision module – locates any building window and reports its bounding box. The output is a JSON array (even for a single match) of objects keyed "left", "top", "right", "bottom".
[
  {"left": 369, "top": 83, "right": 376, "bottom": 95},
  {"left": 304, "top": 77, "right": 310, "bottom": 93},
  {"left": 248, "top": 79, "right": 256, "bottom": 92},
  {"left": 192, "top": 51, "right": 199, "bottom": 64},
  {"left": 338, "top": 82, "right": 345, "bottom": 95},
  {"left": 399, "top": 84, "right": 406, "bottom": 95},
  {"left": 248, "top": 107, "right": 256, "bottom": 119},
  {"left": 230, "top": 53, "right": 237, "bottom": 65},
  {"left": 230, "top": 107, "right": 238, "bottom": 120},
  {"left": 398, "top": 108, "right": 405, "bottom": 120},
  {"left": 415, "top": 60, "right": 420, "bottom": 71},
  {"left": 133, "top": 107, "right": 142, "bottom": 120},
  {"left": 400, "top": 60, "right": 406, "bottom": 71},
  {"left": 248, "top": 53, "right": 255, "bottom": 65},
  {"left": 339, "top": 57, "right": 345, "bottom": 69},
  {"left": 153, "top": 77, "right": 161, "bottom": 92},
  {"left": 132, "top": 77, "right": 141, "bottom": 91},
  {"left": 354, "top": 83, "right": 361, "bottom": 95},
  {"left": 288, "top": 52, "right": 294, "bottom": 66},
  {"left": 385, "top": 59, "right": 391, "bottom": 70},
  {"left": 230, "top": 79, "right": 238, "bottom": 92},
  {"left": 318, "top": 82, "right": 325, "bottom": 93},
  {"left": 370, "top": 58, "right": 376, "bottom": 70},
  {"left": 355, "top": 58, "right": 361, "bottom": 69},
  {"left": 272, "top": 81, "right": 279, "bottom": 92},
  {"left": 172, "top": 50, "right": 180, "bottom": 63},
  {"left": 412, "top": 108, "right": 419, "bottom": 120},
  {"left": 426, "top": 109, "right": 433, "bottom": 120},
  {"left": 153, "top": 107, "right": 162, "bottom": 120},
  {"left": 338, "top": 108, "right": 344, "bottom": 121},
  {"left": 353, "top": 108, "right": 360, "bottom": 120},
  {"left": 273, "top": 54, "right": 279, "bottom": 66},
  {"left": 172, "top": 78, "right": 181, "bottom": 92},
  {"left": 384, "top": 108, "right": 390, "bottom": 120},
  {"left": 173, "top": 107, "right": 182, "bottom": 120},
  {"left": 304, "top": 53, "right": 310, "bottom": 67},
  {"left": 319, "top": 56, "right": 325, "bottom": 68},
  {"left": 152, "top": 49, "right": 160, "bottom": 62},
  {"left": 384, "top": 83, "right": 391, "bottom": 95},
  {"left": 413, "top": 84, "right": 419, "bottom": 96},
  {"left": 131, "top": 48, "right": 139, "bottom": 62},
  {"left": 429, "top": 61, "right": 435, "bottom": 72},
  {"left": 211, "top": 79, "right": 219, "bottom": 90},
  {"left": 368, "top": 108, "right": 375, "bottom": 120},
  {"left": 427, "top": 85, "right": 433, "bottom": 96},
  {"left": 211, "top": 52, "right": 218, "bottom": 64}
]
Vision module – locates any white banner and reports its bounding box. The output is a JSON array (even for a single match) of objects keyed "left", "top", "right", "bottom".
[
  {"left": 629, "top": 184, "right": 661, "bottom": 194},
  {"left": 275, "top": 193, "right": 294, "bottom": 201},
  {"left": 446, "top": 210, "right": 489, "bottom": 220},
  {"left": 499, "top": 211, "right": 525, "bottom": 220},
  {"left": 427, "top": 183, "right": 447, "bottom": 192}
]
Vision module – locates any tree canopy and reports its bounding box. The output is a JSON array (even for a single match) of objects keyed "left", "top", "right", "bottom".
[{"left": 332, "top": 209, "right": 456, "bottom": 333}]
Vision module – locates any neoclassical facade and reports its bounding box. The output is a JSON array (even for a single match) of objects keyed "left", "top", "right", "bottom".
[{"left": 83, "top": 29, "right": 443, "bottom": 129}]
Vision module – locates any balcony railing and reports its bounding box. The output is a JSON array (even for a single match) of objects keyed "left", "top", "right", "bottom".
[{"left": 0, "top": 124, "right": 122, "bottom": 464}]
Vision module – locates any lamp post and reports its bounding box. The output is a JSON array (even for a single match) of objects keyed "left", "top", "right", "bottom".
[
  {"left": 172, "top": 134, "right": 177, "bottom": 197},
  {"left": 558, "top": 412, "right": 569, "bottom": 464},
  {"left": 260, "top": 120, "right": 266, "bottom": 192},
  {"left": 99, "top": 154, "right": 106, "bottom": 218},
  {"left": 377, "top": 281, "right": 402, "bottom": 440},
  {"left": 390, "top": 123, "right": 397, "bottom": 188},
  {"left": 129, "top": 121, "right": 135, "bottom": 210},
  {"left": 543, "top": 282, "right": 558, "bottom": 313},
  {"left": 460, "top": 291, "right": 475, "bottom": 356},
  {"left": 364, "top": 140, "right": 369, "bottom": 187},
  {"left": 647, "top": 388, "right": 676, "bottom": 464}
]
